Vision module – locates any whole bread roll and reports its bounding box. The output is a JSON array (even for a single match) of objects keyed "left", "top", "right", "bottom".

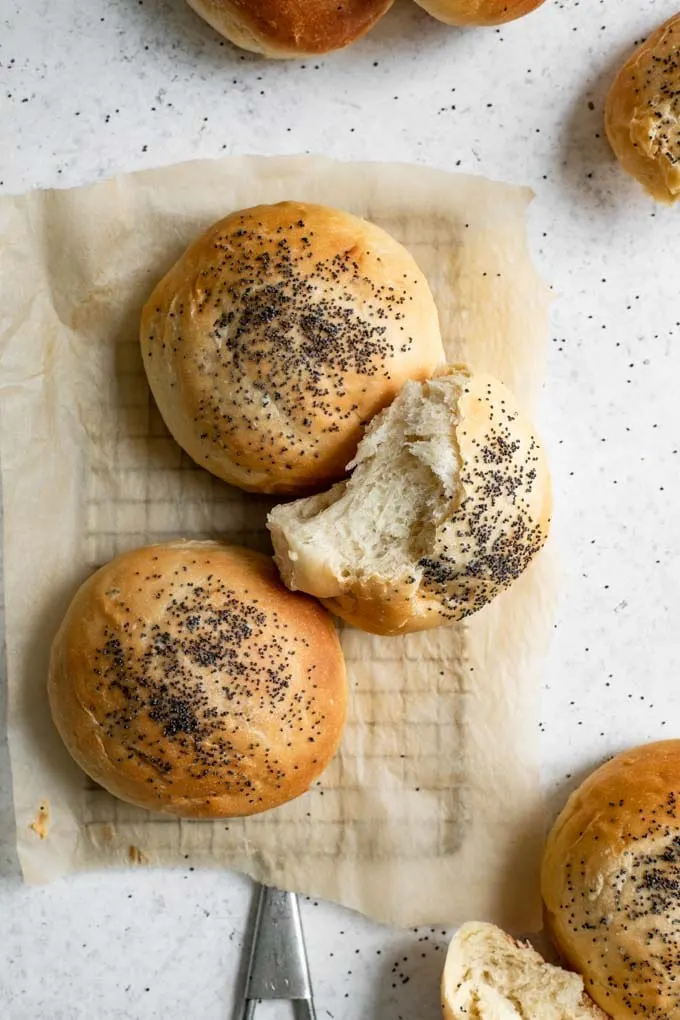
[
  {"left": 542, "top": 740, "right": 680, "bottom": 1019},
  {"left": 605, "top": 13, "right": 680, "bottom": 203},
  {"left": 268, "top": 366, "right": 551, "bottom": 635},
  {"left": 141, "top": 201, "right": 444, "bottom": 495},
  {"left": 185, "top": 0, "right": 393, "bottom": 57},
  {"left": 442, "top": 921, "right": 606, "bottom": 1019},
  {"left": 48, "top": 541, "right": 347, "bottom": 818},
  {"left": 414, "top": 0, "right": 545, "bottom": 27}
]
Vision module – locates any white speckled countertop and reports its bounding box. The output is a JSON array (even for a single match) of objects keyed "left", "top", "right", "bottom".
[{"left": 2, "top": 0, "right": 680, "bottom": 1016}]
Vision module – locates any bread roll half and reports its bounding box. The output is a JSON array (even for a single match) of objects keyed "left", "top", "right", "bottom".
[
  {"left": 268, "top": 366, "right": 551, "bottom": 635},
  {"left": 442, "top": 922, "right": 606, "bottom": 1019},
  {"left": 48, "top": 542, "right": 347, "bottom": 818}
]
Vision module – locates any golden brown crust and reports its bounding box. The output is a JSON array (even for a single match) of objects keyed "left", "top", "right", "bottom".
[
  {"left": 605, "top": 13, "right": 680, "bottom": 203},
  {"left": 414, "top": 0, "right": 545, "bottom": 27},
  {"left": 141, "top": 201, "right": 443, "bottom": 496},
  {"left": 542, "top": 740, "right": 680, "bottom": 1019},
  {"left": 48, "top": 541, "right": 347, "bottom": 818},
  {"left": 185, "top": 0, "right": 394, "bottom": 57},
  {"left": 321, "top": 580, "right": 443, "bottom": 636}
]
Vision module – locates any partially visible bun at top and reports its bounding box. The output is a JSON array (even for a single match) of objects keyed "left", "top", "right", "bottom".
[
  {"left": 48, "top": 541, "right": 347, "bottom": 819},
  {"left": 141, "top": 201, "right": 444, "bottom": 495},
  {"left": 605, "top": 13, "right": 680, "bottom": 203},
  {"left": 441, "top": 921, "right": 607, "bottom": 1020},
  {"left": 542, "top": 740, "right": 680, "bottom": 1019},
  {"left": 185, "top": 0, "right": 394, "bottom": 57},
  {"left": 268, "top": 366, "right": 551, "bottom": 635},
  {"left": 413, "top": 0, "right": 546, "bottom": 27}
]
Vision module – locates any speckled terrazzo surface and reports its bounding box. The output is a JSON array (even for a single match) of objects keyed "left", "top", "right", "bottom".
[{"left": 1, "top": 0, "right": 679, "bottom": 1016}]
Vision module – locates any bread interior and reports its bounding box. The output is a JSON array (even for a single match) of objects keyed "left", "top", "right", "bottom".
[
  {"left": 273, "top": 376, "right": 462, "bottom": 585},
  {"left": 442, "top": 923, "right": 601, "bottom": 1020}
]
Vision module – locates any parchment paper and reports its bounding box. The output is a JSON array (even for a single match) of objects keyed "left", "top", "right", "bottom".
[{"left": 0, "top": 156, "right": 555, "bottom": 929}]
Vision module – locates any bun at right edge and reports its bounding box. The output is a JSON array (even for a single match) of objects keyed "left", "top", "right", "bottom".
[
  {"left": 605, "top": 13, "right": 680, "bottom": 203},
  {"left": 542, "top": 740, "right": 680, "bottom": 1019}
]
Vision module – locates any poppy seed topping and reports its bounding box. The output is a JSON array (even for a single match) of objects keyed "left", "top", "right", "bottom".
[{"left": 141, "top": 201, "right": 444, "bottom": 494}]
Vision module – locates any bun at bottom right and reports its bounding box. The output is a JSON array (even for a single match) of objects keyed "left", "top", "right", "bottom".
[{"left": 542, "top": 740, "right": 680, "bottom": 1019}]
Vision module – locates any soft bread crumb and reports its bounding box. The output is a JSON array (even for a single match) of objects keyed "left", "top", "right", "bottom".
[
  {"left": 441, "top": 922, "right": 607, "bottom": 1020},
  {"left": 269, "top": 373, "right": 461, "bottom": 599}
]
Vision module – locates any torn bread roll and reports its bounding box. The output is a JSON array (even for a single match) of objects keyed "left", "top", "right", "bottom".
[
  {"left": 185, "top": 0, "right": 394, "bottom": 57},
  {"left": 141, "top": 201, "right": 444, "bottom": 495},
  {"left": 441, "top": 922, "right": 606, "bottom": 1019},
  {"left": 605, "top": 12, "right": 680, "bottom": 203},
  {"left": 48, "top": 541, "right": 347, "bottom": 818},
  {"left": 268, "top": 366, "right": 551, "bottom": 635},
  {"left": 414, "top": 0, "right": 546, "bottom": 27},
  {"left": 542, "top": 740, "right": 680, "bottom": 1019}
]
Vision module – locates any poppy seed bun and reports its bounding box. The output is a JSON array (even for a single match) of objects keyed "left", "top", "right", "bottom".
[
  {"left": 542, "top": 741, "right": 680, "bottom": 1019},
  {"left": 141, "top": 201, "right": 444, "bottom": 495},
  {"left": 413, "top": 0, "right": 546, "bottom": 27},
  {"left": 48, "top": 542, "right": 348, "bottom": 819},
  {"left": 268, "top": 366, "right": 551, "bottom": 635},
  {"left": 185, "top": 0, "right": 394, "bottom": 57},
  {"left": 441, "top": 922, "right": 607, "bottom": 1019},
  {"left": 605, "top": 13, "right": 680, "bottom": 203}
]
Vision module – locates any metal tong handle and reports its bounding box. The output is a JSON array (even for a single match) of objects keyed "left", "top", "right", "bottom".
[{"left": 240, "top": 886, "right": 316, "bottom": 1019}]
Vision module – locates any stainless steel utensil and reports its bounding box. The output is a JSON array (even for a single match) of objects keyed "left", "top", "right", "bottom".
[{"left": 239, "top": 885, "right": 316, "bottom": 1019}]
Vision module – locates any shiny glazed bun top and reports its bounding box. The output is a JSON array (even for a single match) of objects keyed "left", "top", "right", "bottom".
[
  {"left": 48, "top": 542, "right": 348, "bottom": 819},
  {"left": 542, "top": 740, "right": 680, "bottom": 1019},
  {"left": 185, "top": 0, "right": 395, "bottom": 58},
  {"left": 413, "top": 0, "right": 546, "bottom": 27},
  {"left": 141, "top": 201, "right": 444, "bottom": 495}
]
